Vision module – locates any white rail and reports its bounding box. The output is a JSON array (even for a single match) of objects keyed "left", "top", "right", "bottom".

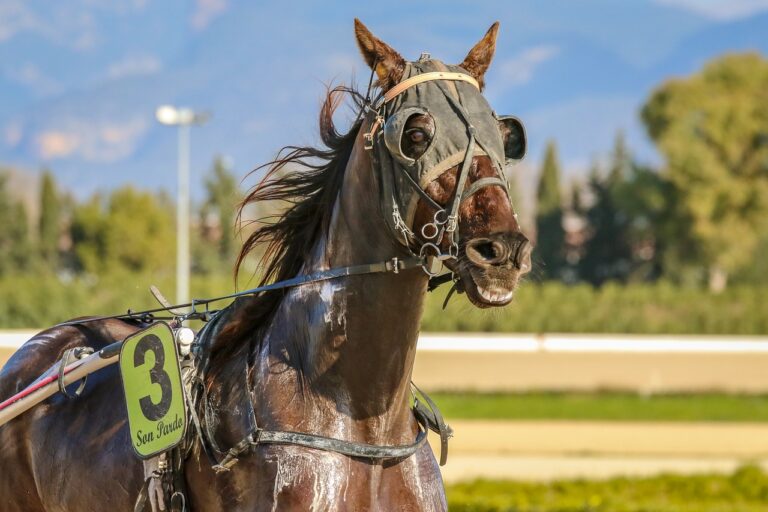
[{"left": 3, "top": 330, "right": 768, "bottom": 353}]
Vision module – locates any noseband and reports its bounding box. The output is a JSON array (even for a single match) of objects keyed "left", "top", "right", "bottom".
[{"left": 364, "top": 66, "right": 512, "bottom": 275}]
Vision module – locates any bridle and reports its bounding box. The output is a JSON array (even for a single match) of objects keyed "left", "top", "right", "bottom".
[{"left": 362, "top": 63, "right": 513, "bottom": 276}]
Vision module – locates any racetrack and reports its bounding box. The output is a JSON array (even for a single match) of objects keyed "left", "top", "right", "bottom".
[
  {"left": 435, "top": 420, "right": 768, "bottom": 482},
  {"left": 5, "top": 336, "right": 768, "bottom": 482}
]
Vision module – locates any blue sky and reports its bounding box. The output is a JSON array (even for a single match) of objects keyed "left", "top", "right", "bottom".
[{"left": 1, "top": 0, "right": 767, "bottom": 201}]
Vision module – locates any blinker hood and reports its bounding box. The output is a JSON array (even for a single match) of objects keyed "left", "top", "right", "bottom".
[{"left": 370, "top": 59, "right": 525, "bottom": 239}]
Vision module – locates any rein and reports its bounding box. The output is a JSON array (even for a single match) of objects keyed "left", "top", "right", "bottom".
[{"left": 52, "top": 255, "right": 426, "bottom": 329}]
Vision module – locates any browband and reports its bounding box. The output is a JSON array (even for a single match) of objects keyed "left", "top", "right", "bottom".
[{"left": 383, "top": 72, "right": 479, "bottom": 103}]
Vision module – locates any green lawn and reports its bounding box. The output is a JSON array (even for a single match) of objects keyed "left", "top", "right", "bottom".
[
  {"left": 431, "top": 392, "right": 768, "bottom": 422},
  {"left": 447, "top": 465, "right": 768, "bottom": 512}
]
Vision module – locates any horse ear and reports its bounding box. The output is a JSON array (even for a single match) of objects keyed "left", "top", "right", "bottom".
[
  {"left": 459, "top": 22, "right": 500, "bottom": 90},
  {"left": 354, "top": 18, "right": 406, "bottom": 91}
]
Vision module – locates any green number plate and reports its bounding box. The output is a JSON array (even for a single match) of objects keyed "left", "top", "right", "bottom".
[{"left": 119, "top": 322, "right": 186, "bottom": 459}]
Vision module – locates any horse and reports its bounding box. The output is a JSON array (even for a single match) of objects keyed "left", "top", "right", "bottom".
[{"left": 0, "top": 19, "right": 531, "bottom": 511}]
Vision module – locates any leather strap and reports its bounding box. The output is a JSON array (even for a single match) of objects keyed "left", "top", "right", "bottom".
[
  {"left": 213, "top": 416, "right": 429, "bottom": 473},
  {"left": 411, "top": 381, "right": 453, "bottom": 466},
  {"left": 383, "top": 72, "right": 479, "bottom": 103},
  {"left": 461, "top": 176, "right": 508, "bottom": 201}
]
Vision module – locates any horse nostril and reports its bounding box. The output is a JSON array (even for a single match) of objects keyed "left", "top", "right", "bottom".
[
  {"left": 466, "top": 239, "right": 508, "bottom": 266},
  {"left": 514, "top": 239, "right": 532, "bottom": 273}
]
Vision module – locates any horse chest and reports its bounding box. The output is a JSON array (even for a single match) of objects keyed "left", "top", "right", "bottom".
[{"left": 193, "top": 444, "right": 446, "bottom": 512}]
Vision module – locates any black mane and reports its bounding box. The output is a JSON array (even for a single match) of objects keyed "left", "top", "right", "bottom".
[{"left": 215, "top": 85, "right": 366, "bottom": 354}]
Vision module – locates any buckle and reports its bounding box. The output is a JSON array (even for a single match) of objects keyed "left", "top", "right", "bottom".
[
  {"left": 363, "top": 132, "right": 374, "bottom": 150},
  {"left": 445, "top": 215, "right": 458, "bottom": 233},
  {"left": 389, "top": 257, "right": 401, "bottom": 274},
  {"left": 363, "top": 115, "right": 384, "bottom": 151}
]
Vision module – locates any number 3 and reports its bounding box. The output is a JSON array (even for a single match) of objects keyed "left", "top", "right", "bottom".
[{"left": 134, "top": 334, "right": 172, "bottom": 421}]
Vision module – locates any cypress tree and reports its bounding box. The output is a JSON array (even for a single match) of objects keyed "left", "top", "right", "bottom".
[
  {"left": 0, "top": 173, "right": 32, "bottom": 275},
  {"left": 38, "top": 170, "right": 60, "bottom": 267},
  {"left": 535, "top": 140, "right": 566, "bottom": 279}
]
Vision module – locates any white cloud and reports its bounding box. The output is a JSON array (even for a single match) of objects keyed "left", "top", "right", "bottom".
[
  {"left": 496, "top": 45, "right": 560, "bottom": 88},
  {"left": 106, "top": 55, "right": 162, "bottom": 80},
  {"left": 35, "top": 117, "right": 149, "bottom": 162},
  {"left": 191, "top": 0, "right": 228, "bottom": 30},
  {"left": 0, "top": 1, "right": 39, "bottom": 42},
  {"left": 654, "top": 0, "right": 768, "bottom": 20},
  {"left": 5, "top": 63, "right": 61, "bottom": 96}
]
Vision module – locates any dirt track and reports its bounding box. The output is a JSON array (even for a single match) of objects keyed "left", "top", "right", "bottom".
[
  {"left": 1, "top": 348, "right": 13, "bottom": 369},
  {"left": 5, "top": 346, "right": 768, "bottom": 482},
  {"left": 413, "top": 350, "right": 768, "bottom": 393},
  {"left": 434, "top": 421, "right": 768, "bottom": 482}
]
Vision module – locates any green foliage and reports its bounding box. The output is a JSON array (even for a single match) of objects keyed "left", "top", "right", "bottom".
[
  {"left": 421, "top": 281, "right": 768, "bottom": 334},
  {"left": 0, "top": 270, "right": 235, "bottom": 329},
  {"left": 70, "top": 186, "right": 176, "bottom": 274},
  {"left": 447, "top": 465, "right": 768, "bottom": 512},
  {"left": 198, "top": 156, "right": 242, "bottom": 273},
  {"left": 535, "top": 140, "right": 566, "bottom": 279},
  {"left": 431, "top": 392, "right": 768, "bottom": 422},
  {"left": 641, "top": 53, "right": 768, "bottom": 287},
  {"left": 38, "top": 170, "right": 60, "bottom": 267},
  {"left": 578, "top": 135, "right": 634, "bottom": 285},
  {"left": 0, "top": 172, "right": 33, "bottom": 275},
  {"left": 3, "top": 276, "right": 766, "bottom": 333}
]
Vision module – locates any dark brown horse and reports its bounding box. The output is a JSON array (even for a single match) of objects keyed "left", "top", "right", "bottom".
[{"left": 0, "top": 20, "right": 530, "bottom": 511}]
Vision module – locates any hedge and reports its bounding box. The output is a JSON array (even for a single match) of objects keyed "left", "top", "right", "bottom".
[
  {"left": 422, "top": 281, "right": 768, "bottom": 334},
  {"left": 0, "top": 273, "right": 765, "bottom": 334},
  {"left": 447, "top": 465, "right": 768, "bottom": 512}
]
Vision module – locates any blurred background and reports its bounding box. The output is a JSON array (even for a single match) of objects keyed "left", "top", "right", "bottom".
[{"left": 1, "top": 1, "right": 768, "bottom": 510}]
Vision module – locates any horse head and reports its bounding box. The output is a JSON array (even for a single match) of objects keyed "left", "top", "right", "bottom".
[{"left": 355, "top": 19, "right": 532, "bottom": 307}]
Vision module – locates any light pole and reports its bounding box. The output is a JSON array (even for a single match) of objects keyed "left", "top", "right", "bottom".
[{"left": 155, "top": 105, "right": 209, "bottom": 306}]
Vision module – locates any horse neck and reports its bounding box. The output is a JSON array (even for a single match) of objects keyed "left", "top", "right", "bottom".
[{"left": 257, "top": 131, "right": 428, "bottom": 442}]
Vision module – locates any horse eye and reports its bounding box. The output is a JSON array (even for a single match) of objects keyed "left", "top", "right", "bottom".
[
  {"left": 408, "top": 129, "right": 427, "bottom": 144},
  {"left": 400, "top": 113, "right": 435, "bottom": 160}
]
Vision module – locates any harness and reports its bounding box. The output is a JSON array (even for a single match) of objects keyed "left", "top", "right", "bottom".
[
  {"left": 135, "top": 64, "right": 508, "bottom": 493},
  {"left": 179, "top": 306, "right": 451, "bottom": 478},
  {"left": 38, "top": 61, "right": 515, "bottom": 511}
]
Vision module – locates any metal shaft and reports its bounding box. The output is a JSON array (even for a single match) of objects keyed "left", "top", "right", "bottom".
[
  {"left": 0, "top": 349, "right": 120, "bottom": 427},
  {"left": 177, "top": 123, "right": 191, "bottom": 305}
]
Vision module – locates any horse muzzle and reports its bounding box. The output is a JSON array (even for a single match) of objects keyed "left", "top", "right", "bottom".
[{"left": 457, "top": 232, "right": 531, "bottom": 307}]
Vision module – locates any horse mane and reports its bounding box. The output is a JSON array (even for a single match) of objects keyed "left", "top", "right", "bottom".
[{"left": 213, "top": 85, "right": 366, "bottom": 356}]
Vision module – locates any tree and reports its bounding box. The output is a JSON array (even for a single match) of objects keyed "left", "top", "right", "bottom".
[
  {"left": 535, "top": 140, "right": 566, "bottom": 279},
  {"left": 70, "top": 186, "right": 175, "bottom": 275},
  {"left": 578, "top": 134, "right": 634, "bottom": 285},
  {"left": 38, "top": 170, "right": 60, "bottom": 267},
  {"left": 641, "top": 52, "right": 768, "bottom": 291},
  {"left": 0, "top": 172, "right": 32, "bottom": 275},
  {"left": 200, "top": 156, "right": 241, "bottom": 269},
  {"left": 607, "top": 130, "right": 630, "bottom": 186}
]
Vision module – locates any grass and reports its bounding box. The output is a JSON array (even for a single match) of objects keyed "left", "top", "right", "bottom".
[
  {"left": 431, "top": 392, "right": 768, "bottom": 422},
  {"left": 446, "top": 465, "right": 768, "bottom": 512}
]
